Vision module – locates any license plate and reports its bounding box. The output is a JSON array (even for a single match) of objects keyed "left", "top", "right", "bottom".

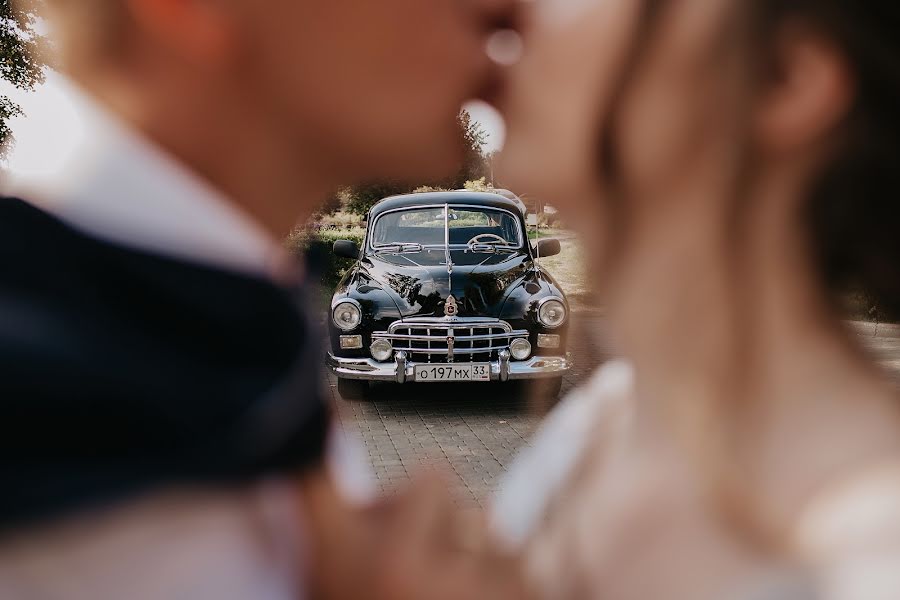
[{"left": 414, "top": 363, "right": 491, "bottom": 382}]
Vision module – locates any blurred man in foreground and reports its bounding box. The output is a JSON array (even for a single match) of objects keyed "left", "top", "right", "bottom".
[{"left": 0, "top": 0, "right": 525, "bottom": 598}]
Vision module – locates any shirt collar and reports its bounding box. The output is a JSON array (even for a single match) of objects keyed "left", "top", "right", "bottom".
[{"left": 4, "top": 79, "right": 284, "bottom": 280}]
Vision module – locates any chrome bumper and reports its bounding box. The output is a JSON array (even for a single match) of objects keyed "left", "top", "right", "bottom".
[{"left": 326, "top": 350, "right": 572, "bottom": 384}]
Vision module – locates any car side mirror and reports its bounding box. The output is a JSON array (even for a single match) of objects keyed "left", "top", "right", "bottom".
[
  {"left": 333, "top": 240, "right": 359, "bottom": 260},
  {"left": 534, "top": 238, "right": 561, "bottom": 258}
]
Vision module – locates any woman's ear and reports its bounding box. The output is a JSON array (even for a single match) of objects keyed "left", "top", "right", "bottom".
[{"left": 755, "top": 25, "right": 854, "bottom": 154}]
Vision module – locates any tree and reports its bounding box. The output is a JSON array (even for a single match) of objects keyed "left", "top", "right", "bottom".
[
  {"left": 345, "top": 180, "right": 411, "bottom": 216},
  {"left": 1, "top": 0, "right": 47, "bottom": 159},
  {"left": 344, "top": 110, "right": 490, "bottom": 215},
  {"left": 455, "top": 109, "right": 488, "bottom": 186}
]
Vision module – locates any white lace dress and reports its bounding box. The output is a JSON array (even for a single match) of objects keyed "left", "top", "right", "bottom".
[{"left": 492, "top": 361, "right": 900, "bottom": 600}]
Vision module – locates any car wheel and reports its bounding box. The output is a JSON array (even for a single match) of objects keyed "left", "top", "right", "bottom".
[
  {"left": 337, "top": 378, "right": 369, "bottom": 400},
  {"left": 529, "top": 376, "right": 563, "bottom": 400}
]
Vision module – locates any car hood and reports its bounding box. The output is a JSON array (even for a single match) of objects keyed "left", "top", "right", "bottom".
[{"left": 359, "top": 249, "right": 531, "bottom": 318}]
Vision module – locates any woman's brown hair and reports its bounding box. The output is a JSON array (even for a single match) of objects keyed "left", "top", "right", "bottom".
[
  {"left": 595, "top": 0, "right": 900, "bottom": 549},
  {"left": 778, "top": 1, "right": 900, "bottom": 319},
  {"left": 601, "top": 0, "right": 900, "bottom": 318}
]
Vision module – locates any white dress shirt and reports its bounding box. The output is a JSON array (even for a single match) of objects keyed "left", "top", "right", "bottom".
[{"left": 4, "top": 78, "right": 280, "bottom": 279}]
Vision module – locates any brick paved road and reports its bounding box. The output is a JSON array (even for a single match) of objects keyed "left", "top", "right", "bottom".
[{"left": 325, "top": 313, "right": 900, "bottom": 507}]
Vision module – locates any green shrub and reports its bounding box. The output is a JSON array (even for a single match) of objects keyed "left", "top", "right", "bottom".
[
  {"left": 345, "top": 181, "right": 411, "bottom": 216},
  {"left": 463, "top": 177, "right": 493, "bottom": 192},
  {"left": 316, "top": 211, "right": 364, "bottom": 229},
  {"left": 287, "top": 227, "right": 366, "bottom": 305}
]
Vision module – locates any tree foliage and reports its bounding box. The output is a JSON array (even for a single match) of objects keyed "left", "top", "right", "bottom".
[
  {"left": 344, "top": 110, "right": 490, "bottom": 215},
  {"left": 1, "top": 0, "right": 47, "bottom": 158},
  {"left": 345, "top": 180, "right": 411, "bottom": 216},
  {"left": 457, "top": 109, "right": 488, "bottom": 186},
  {"left": 463, "top": 177, "right": 493, "bottom": 193}
]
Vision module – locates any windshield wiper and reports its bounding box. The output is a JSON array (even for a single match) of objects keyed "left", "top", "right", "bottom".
[
  {"left": 376, "top": 242, "right": 423, "bottom": 253},
  {"left": 467, "top": 242, "right": 516, "bottom": 254}
]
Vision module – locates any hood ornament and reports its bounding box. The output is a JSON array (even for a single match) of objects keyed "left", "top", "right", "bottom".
[
  {"left": 444, "top": 295, "right": 459, "bottom": 318},
  {"left": 444, "top": 203, "right": 453, "bottom": 290}
]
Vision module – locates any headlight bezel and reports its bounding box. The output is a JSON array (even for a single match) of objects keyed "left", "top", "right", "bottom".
[
  {"left": 332, "top": 298, "right": 363, "bottom": 332},
  {"left": 537, "top": 297, "right": 567, "bottom": 329}
]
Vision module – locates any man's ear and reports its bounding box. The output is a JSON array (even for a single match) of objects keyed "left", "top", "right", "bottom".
[
  {"left": 125, "top": 0, "right": 236, "bottom": 65},
  {"left": 755, "top": 25, "right": 854, "bottom": 153}
]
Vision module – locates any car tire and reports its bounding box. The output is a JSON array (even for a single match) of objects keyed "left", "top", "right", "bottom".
[
  {"left": 337, "top": 378, "right": 369, "bottom": 400},
  {"left": 529, "top": 376, "right": 563, "bottom": 400}
]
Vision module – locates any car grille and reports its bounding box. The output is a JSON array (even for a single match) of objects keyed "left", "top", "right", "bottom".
[{"left": 373, "top": 318, "right": 528, "bottom": 364}]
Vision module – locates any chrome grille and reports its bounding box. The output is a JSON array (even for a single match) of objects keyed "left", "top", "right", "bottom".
[{"left": 373, "top": 318, "right": 527, "bottom": 364}]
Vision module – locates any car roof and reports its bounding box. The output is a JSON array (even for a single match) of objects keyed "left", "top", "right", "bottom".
[{"left": 370, "top": 191, "right": 525, "bottom": 217}]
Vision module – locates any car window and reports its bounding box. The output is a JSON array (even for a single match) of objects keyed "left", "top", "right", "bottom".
[
  {"left": 371, "top": 206, "right": 522, "bottom": 247},
  {"left": 371, "top": 208, "right": 445, "bottom": 246},
  {"left": 398, "top": 209, "right": 446, "bottom": 228},
  {"left": 447, "top": 208, "right": 520, "bottom": 245}
]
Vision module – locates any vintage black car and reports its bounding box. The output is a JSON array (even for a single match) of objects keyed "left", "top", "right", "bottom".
[{"left": 326, "top": 191, "right": 572, "bottom": 399}]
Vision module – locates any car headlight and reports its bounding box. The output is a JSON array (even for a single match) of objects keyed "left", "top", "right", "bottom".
[
  {"left": 537, "top": 298, "right": 567, "bottom": 329},
  {"left": 370, "top": 338, "right": 393, "bottom": 362},
  {"left": 332, "top": 300, "right": 362, "bottom": 331},
  {"left": 509, "top": 338, "right": 532, "bottom": 361}
]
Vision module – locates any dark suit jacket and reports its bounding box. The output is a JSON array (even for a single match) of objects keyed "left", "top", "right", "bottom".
[{"left": 0, "top": 198, "right": 329, "bottom": 531}]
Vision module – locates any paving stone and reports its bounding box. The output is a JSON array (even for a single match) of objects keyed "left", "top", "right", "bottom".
[{"left": 326, "top": 310, "right": 613, "bottom": 506}]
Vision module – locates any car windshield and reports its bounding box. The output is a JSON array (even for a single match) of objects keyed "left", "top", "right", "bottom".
[{"left": 371, "top": 206, "right": 522, "bottom": 249}]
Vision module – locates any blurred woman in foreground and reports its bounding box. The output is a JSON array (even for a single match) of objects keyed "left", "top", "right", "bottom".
[{"left": 493, "top": 0, "right": 900, "bottom": 598}]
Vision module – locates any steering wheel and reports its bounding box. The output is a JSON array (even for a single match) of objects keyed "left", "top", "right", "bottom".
[{"left": 467, "top": 233, "right": 508, "bottom": 246}]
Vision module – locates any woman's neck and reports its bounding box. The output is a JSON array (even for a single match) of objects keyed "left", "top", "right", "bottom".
[
  {"left": 733, "top": 175, "right": 900, "bottom": 526},
  {"left": 608, "top": 171, "right": 900, "bottom": 529}
]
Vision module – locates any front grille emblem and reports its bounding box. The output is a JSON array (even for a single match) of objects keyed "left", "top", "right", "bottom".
[{"left": 444, "top": 295, "right": 458, "bottom": 317}]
